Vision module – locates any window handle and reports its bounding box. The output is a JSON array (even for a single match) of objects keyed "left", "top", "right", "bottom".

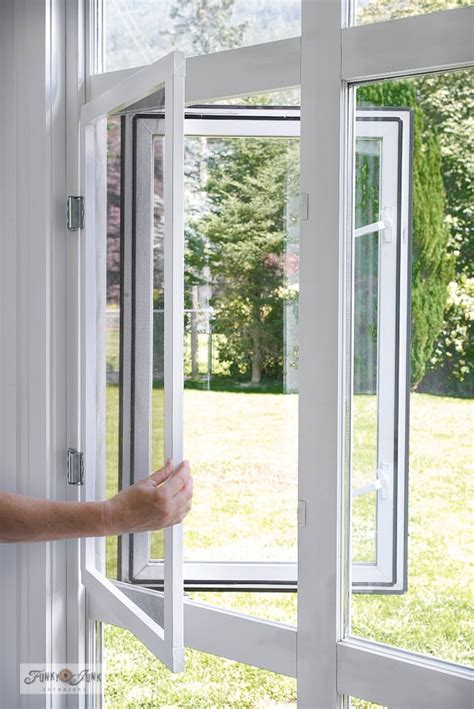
[
  {"left": 353, "top": 464, "right": 390, "bottom": 500},
  {"left": 379, "top": 208, "right": 393, "bottom": 242},
  {"left": 354, "top": 207, "right": 393, "bottom": 241}
]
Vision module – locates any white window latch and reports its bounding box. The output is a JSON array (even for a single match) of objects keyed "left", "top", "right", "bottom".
[
  {"left": 379, "top": 208, "right": 393, "bottom": 243},
  {"left": 354, "top": 207, "right": 393, "bottom": 242},
  {"left": 353, "top": 463, "right": 391, "bottom": 500}
]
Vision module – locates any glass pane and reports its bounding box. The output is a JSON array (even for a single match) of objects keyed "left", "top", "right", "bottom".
[
  {"left": 352, "top": 137, "right": 381, "bottom": 564},
  {"left": 103, "top": 624, "right": 296, "bottom": 706},
  {"left": 105, "top": 116, "right": 122, "bottom": 580},
  {"left": 150, "top": 136, "right": 165, "bottom": 560},
  {"left": 353, "top": 0, "right": 471, "bottom": 26},
  {"left": 350, "top": 699, "right": 388, "bottom": 709},
  {"left": 350, "top": 68, "right": 474, "bottom": 667},
  {"left": 103, "top": 0, "right": 301, "bottom": 72},
  {"left": 178, "top": 133, "right": 300, "bottom": 566},
  {"left": 190, "top": 590, "right": 297, "bottom": 623}
]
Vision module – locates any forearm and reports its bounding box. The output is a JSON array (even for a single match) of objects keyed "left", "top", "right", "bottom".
[{"left": 0, "top": 493, "right": 107, "bottom": 543}]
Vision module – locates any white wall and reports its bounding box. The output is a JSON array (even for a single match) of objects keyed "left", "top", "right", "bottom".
[{"left": 0, "top": 1, "right": 71, "bottom": 705}]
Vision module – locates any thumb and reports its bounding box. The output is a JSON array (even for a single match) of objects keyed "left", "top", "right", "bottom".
[{"left": 149, "top": 459, "right": 173, "bottom": 487}]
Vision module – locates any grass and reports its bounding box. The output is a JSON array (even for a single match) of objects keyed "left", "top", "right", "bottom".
[
  {"left": 103, "top": 388, "right": 473, "bottom": 708},
  {"left": 352, "top": 394, "right": 474, "bottom": 666}
]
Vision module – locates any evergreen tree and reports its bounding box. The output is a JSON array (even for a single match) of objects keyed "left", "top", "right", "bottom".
[
  {"left": 360, "top": 0, "right": 473, "bottom": 396},
  {"left": 358, "top": 81, "right": 454, "bottom": 388},
  {"left": 195, "top": 137, "right": 299, "bottom": 384}
]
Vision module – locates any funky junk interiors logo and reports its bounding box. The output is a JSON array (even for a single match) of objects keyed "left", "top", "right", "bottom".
[{"left": 20, "top": 664, "right": 102, "bottom": 694}]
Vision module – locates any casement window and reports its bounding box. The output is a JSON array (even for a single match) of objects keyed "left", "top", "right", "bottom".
[
  {"left": 111, "top": 106, "right": 411, "bottom": 594},
  {"left": 351, "top": 110, "right": 411, "bottom": 592},
  {"left": 80, "top": 53, "right": 186, "bottom": 671},
  {"left": 71, "top": 2, "right": 473, "bottom": 706}
]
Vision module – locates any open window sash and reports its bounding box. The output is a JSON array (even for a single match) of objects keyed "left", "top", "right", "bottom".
[
  {"left": 81, "top": 45, "right": 297, "bottom": 681},
  {"left": 351, "top": 110, "right": 412, "bottom": 592},
  {"left": 79, "top": 50, "right": 186, "bottom": 672},
  {"left": 120, "top": 107, "right": 301, "bottom": 591},
  {"left": 121, "top": 107, "right": 411, "bottom": 595}
]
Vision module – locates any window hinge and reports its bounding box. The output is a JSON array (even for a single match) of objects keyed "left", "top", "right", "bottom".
[
  {"left": 354, "top": 208, "right": 394, "bottom": 242},
  {"left": 67, "top": 196, "right": 84, "bottom": 231},
  {"left": 67, "top": 448, "right": 84, "bottom": 485}
]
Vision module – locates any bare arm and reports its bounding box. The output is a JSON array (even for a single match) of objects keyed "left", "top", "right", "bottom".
[{"left": 0, "top": 459, "right": 192, "bottom": 543}]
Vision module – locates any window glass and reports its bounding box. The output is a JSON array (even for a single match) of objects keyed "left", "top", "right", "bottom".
[
  {"left": 350, "top": 700, "right": 388, "bottom": 709},
  {"left": 105, "top": 116, "right": 122, "bottom": 580},
  {"left": 150, "top": 136, "right": 165, "bottom": 560},
  {"left": 352, "top": 136, "right": 381, "bottom": 564},
  {"left": 176, "top": 131, "right": 300, "bottom": 565},
  {"left": 103, "top": 623, "right": 296, "bottom": 706},
  {"left": 103, "top": 0, "right": 301, "bottom": 72},
  {"left": 350, "top": 68, "right": 474, "bottom": 667},
  {"left": 353, "top": 0, "right": 471, "bottom": 26}
]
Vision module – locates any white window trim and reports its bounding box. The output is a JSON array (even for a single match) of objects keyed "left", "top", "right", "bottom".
[
  {"left": 342, "top": 6, "right": 473, "bottom": 82},
  {"left": 89, "top": 581, "right": 297, "bottom": 677},
  {"left": 87, "top": 36, "right": 302, "bottom": 104}
]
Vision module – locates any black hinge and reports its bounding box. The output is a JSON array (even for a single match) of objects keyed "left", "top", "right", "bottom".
[
  {"left": 67, "top": 196, "right": 84, "bottom": 231},
  {"left": 67, "top": 448, "right": 84, "bottom": 485}
]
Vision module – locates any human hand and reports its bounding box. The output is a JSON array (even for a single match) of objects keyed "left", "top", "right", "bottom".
[{"left": 102, "top": 459, "right": 192, "bottom": 536}]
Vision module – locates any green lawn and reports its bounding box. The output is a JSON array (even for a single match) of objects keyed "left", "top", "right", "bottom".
[{"left": 103, "top": 388, "right": 473, "bottom": 708}]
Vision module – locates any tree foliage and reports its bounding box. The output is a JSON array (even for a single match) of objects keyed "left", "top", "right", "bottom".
[
  {"left": 358, "top": 0, "right": 471, "bottom": 23},
  {"left": 361, "top": 0, "right": 473, "bottom": 396},
  {"left": 422, "top": 276, "right": 474, "bottom": 396},
  {"left": 358, "top": 81, "right": 454, "bottom": 388},
  {"left": 164, "top": 0, "right": 246, "bottom": 55},
  {"left": 194, "top": 138, "right": 299, "bottom": 383},
  {"left": 415, "top": 70, "right": 473, "bottom": 278}
]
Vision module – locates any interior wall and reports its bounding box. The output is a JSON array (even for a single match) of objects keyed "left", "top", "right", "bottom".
[{"left": 0, "top": 0, "right": 70, "bottom": 705}]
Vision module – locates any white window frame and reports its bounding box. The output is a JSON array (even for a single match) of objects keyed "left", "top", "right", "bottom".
[
  {"left": 69, "top": 3, "right": 473, "bottom": 707},
  {"left": 352, "top": 111, "right": 411, "bottom": 592},
  {"left": 298, "top": 3, "right": 473, "bottom": 707}
]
